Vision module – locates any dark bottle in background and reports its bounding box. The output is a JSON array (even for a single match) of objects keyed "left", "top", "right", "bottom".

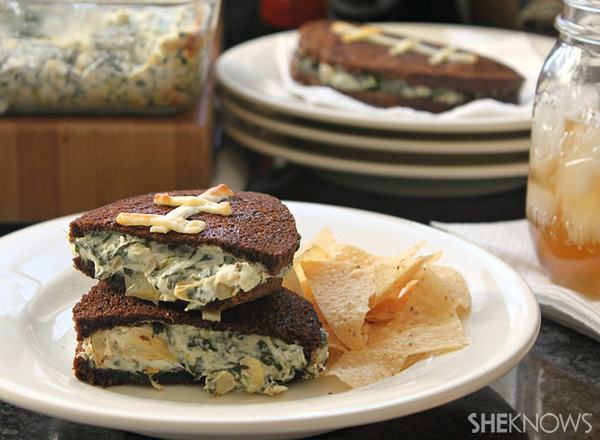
[
  {"left": 222, "top": 0, "right": 328, "bottom": 49},
  {"left": 260, "top": 0, "right": 329, "bottom": 29},
  {"left": 329, "top": 0, "right": 461, "bottom": 23}
]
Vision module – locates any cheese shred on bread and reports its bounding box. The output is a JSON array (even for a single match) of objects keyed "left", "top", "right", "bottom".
[
  {"left": 73, "top": 282, "right": 328, "bottom": 396},
  {"left": 291, "top": 20, "right": 524, "bottom": 113}
]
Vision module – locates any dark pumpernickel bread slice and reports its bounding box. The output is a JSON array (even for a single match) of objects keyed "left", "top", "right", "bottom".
[{"left": 69, "top": 189, "right": 299, "bottom": 276}]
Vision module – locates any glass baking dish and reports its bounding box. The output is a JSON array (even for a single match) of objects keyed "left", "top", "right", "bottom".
[{"left": 0, "top": 0, "right": 221, "bottom": 114}]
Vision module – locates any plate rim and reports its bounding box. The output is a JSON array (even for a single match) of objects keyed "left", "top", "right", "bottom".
[
  {"left": 220, "top": 94, "right": 533, "bottom": 155},
  {"left": 222, "top": 119, "right": 530, "bottom": 179},
  {"left": 0, "top": 203, "right": 541, "bottom": 438}
]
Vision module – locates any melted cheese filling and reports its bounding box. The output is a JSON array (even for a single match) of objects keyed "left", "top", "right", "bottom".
[
  {"left": 295, "top": 56, "right": 507, "bottom": 106},
  {"left": 80, "top": 323, "right": 328, "bottom": 396},
  {"left": 70, "top": 231, "right": 280, "bottom": 309}
]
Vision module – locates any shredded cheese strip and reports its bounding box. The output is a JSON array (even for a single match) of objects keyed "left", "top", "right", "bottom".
[
  {"left": 116, "top": 184, "right": 234, "bottom": 234},
  {"left": 340, "top": 25, "right": 381, "bottom": 43},
  {"left": 330, "top": 21, "right": 478, "bottom": 65},
  {"left": 389, "top": 37, "right": 417, "bottom": 56},
  {"left": 429, "top": 46, "right": 459, "bottom": 66},
  {"left": 115, "top": 213, "right": 207, "bottom": 234}
]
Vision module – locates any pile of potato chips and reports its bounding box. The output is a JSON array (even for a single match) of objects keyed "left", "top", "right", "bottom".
[{"left": 283, "top": 227, "right": 471, "bottom": 388}]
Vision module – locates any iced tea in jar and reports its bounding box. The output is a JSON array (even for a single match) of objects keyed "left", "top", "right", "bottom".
[{"left": 527, "top": 0, "right": 600, "bottom": 296}]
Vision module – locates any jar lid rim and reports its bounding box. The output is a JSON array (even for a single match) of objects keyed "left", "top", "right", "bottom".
[
  {"left": 564, "top": 0, "right": 600, "bottom": 10},
  {"left": 557, "top": 3, "right": 600, "bottom": 43}
]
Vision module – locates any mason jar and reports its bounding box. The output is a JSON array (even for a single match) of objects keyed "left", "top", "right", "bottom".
[{"left": 526, "top": 0, "right": 600, "bottom": 296}]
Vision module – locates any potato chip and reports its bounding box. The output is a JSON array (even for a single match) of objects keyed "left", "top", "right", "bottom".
[
  {"left": 365, "top": 280, "right": 415, "bottom": 323},
  {"left": 281, "top": 267, "right": 304, "bottom": 297},
  {"left": 302, "top": 260, "right": 374, "bottom": 351},
  {"left": 292, "top": 262, "right": 308, "bottom": 292},
  {"left": 325, "top": 349, "right": 407, "bottom": 388},
  {"left": 326, "top": 243, "right": 381, "bottom": 266},
  {"left": 433, "top": 265, "right": 472, "bottom": 311},
  {"left": 326, "top": 241, "right": 425, "bottom": 268},
  {"left": 293, "top": 244, "right": 330, "bottom": 303},
  {"left": 324, "top": 324, "right": 350, "bottom": 352},
  {"left": 403, "top": 352, "right": 438, "bottom": 370},
  {"left": 374, "top": 242, "right": 426, "bottom": 267},
  {"left": 372, "top": 251, "right": 442, "bottom": 308},
  {"left": 289, "top": 226, "right": 471, "bottom": 390},
  {"left": 298, "top": 226, "right": 337, "bottom": 255},
  {"left": 296, "top": 244, "right": 330, "bottom": 264},
  {"left": 326, "top": 345, "right": 345, "bottom": 367},
  {"left": 367, "top": 266, "right": 469, "bottom": 355},
  {"left": 292, "top": 266, "right": 329, "bottom": 327}
]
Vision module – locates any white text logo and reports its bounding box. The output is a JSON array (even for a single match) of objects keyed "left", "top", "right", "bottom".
[{"left": 468, "top": 412, "right": 593, "bottom": 434}]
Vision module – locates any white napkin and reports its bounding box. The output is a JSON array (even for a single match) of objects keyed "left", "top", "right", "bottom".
[
  {"left": 275, "top": 28, "right": 549, "bottom": 119},
  {"left": 432, "top": 219, "right": 600, "bottom": 343}
]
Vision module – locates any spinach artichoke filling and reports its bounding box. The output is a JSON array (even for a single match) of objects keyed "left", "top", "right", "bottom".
[
  {"left": 70, "top": 231, "right": 276, "bottom": 309},
  {"left": 295, "top": 55, "right": 508, "bottom": 106},
  {"left": 80, "top": 322, "right": 329, "bottom": 396}
]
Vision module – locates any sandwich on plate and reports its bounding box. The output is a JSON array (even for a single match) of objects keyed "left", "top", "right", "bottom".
[
  {"left": 290, "top": 20, "right": 525, "bottom": 113},
  {"left": 73, "top": 281, "right": 328, "bottom": 396},
  {"left": 68, "top": 185, "right": 300, "bottom": 312}
]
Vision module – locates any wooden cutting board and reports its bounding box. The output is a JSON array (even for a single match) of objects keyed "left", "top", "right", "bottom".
[{"left": 0, "top": 89, "right": 215, "bottom": 224}]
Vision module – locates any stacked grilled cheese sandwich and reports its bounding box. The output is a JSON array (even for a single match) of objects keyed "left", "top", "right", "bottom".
[{"left": 69, "top": 184, "right": 328, "bottom": 396}]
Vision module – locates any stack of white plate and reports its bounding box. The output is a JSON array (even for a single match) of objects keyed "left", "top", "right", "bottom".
[{"left": 215, "top": 23, "right": 556, "bottom": 198}]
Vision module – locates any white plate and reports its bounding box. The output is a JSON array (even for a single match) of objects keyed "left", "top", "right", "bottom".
[
  {"left": 223, "top": 119, "right": 530, "bottom": 179},
  {"left": 215, "top": 23, "right": 555, "bottom": 134},
  {"left": 0, "top": 203, "right": 540, "bottom": 440},
  {"left": 220, "top": 94, "right": 533, "bottom": 155}
]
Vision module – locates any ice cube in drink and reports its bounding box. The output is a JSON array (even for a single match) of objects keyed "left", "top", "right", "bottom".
[{"left": 526, "top": 104, "right": 600, "bottom": 296}]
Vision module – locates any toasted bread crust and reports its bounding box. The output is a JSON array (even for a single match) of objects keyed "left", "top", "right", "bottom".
[
  {"left": 69, "top": 190, "right": 299, "bottom": 276},
  {"left": 73, "top": 282, "right": 324, "bottom": 361},
  {"left": 291, "top": 20, "right": 524, "bottom": 111}
]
